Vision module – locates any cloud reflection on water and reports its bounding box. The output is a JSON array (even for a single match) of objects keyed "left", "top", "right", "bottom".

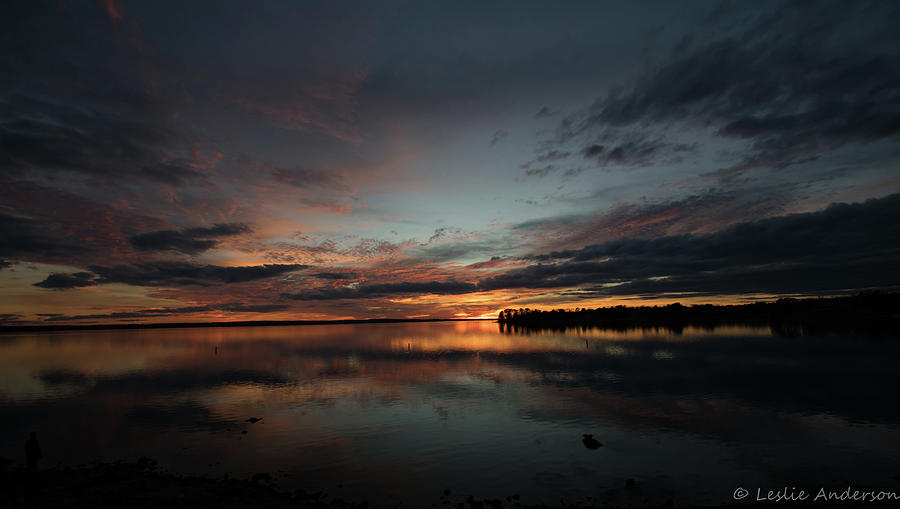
[{"left": 0, "top": 322, "right": 898, "bottom": 505}]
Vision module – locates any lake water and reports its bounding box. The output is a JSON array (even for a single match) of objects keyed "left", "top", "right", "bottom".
[{"left": 1, "top": 321, "right": 899, "bottom": 506}]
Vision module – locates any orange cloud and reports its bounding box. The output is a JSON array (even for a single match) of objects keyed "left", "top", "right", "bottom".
[{"left": 100, "top": 0, "right": 122, "bottom": 21}]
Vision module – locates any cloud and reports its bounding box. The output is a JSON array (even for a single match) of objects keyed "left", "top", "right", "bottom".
[
  {"left": 31, "top": 262, "right": 304, "bottom": 289},
  {"left": 508, "top": 186, "right": 796, "bottom": 255},
  {"left": 523, "top": 130, "right": 693, "bottom": 177},
  {"left": 580, "top": 137, "right": 695, "bottom": 168},
  {"left": 0, "top": 180, "right": 169, "bottom": 267},
  {"left": 42, "top": 302, "right": 291, "bottom": 321},
  {"left": 86, "top": 262, "right": 305, "bottom": 287},
  {"left": 0, "top": 212, "right": 93, "bottom": 260},
  {"left": 229, "top": 65, "right": 367, "bottom": 143},
  {"left": 534, "top": 106, "right": 557, "bottom": 118},
  {"left": 0, "top": 3, "right": 204, "bottom": 187},
  {"left": 481, "top": 193, "right": 900, "bottom": 296},
  {"left": 129, "top": 223, "right": 251, "bottom": 253},
  {"left": 285, "top": 280, "right": 477, "bottom": 300},
  {"left": 423, "top": 227, "right": 464, "bottom": 245},
  {"left": 100, "top": 0, "right": 123, "bottom": 21},
  {"left": 524, "top": 165, "right": 554, "bottom": 177},
  {"left": 489, "top": 129, "right": 508, "bottom": 146},
  {"left": 33, "top": 272, "right": 97, "bottom": 289},
  {"left": 416, "top": 241, "right": 501, "bottom": 263},
  {"left": 0, "top": 95, "right": 201, "bottom": 186},
  {"left": 270, "top": 167, "right": 349, "bottom": 190},
  {"left": 552, "top": 2, "right": 900, "bottom": 176},
  {"left": 0, "top": 313, "right": 25, "bottom": 325},
  {"left": 346, "top": 238, "right": 401, "bottom": 258},
  {"left": 312, "top": 272, "right": 359, "bottom": 280},
  {"left": 535, "top": 150, "right": 570, "bottom": 162}
]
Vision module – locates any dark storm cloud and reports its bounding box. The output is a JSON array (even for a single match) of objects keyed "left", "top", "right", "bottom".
[
  {"left": 480, "top": 193, "right": 900, "bottom": 296},
  {"left": 188, "top": 224, "right": 252, "bottom": 237},
  {"left": 0, "top": 104, "right": 201, "bottom": 185},
  {"left": 511, "top": 187, "right": 793, "bottom": 249},
  {"left": 312, "top": 272, "right": 359, "bottom": 280},
  {"left": 0, "top": 212, "right": 92, "bottom": 259},
  {"left": 31, "top": 262, "right": 304, "bottom": 289},
  {"left": 580, "top": 138, "right": 695, "bottom": 167},
  {"left": 285, "top": 281, "right": 477, "bottom": 300},
  {"left": 0, "top": 4, "right": 200, "bottom": 186},
  {"left": 550, "top": 1, "right": 900, "bottom": 175},
  {"left": 0, "top": 179, "right": 170, "bottom": 267},
  {"left": 42, "top": 302, "right": 291, "bottom": 322},
  {"left": 87, "top": 262, "right": 305, "bottom": 287},
  {"left": 522, "top": 130, "right": 694, "bottom": 177},
  {"left": 33, "top": 272, "right": 97, "bottom": 289},
  {"left": 129, "top": 223, "right": 251, "bottom": 253}
]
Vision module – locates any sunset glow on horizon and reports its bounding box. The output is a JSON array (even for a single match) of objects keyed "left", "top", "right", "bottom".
[{"left": 2, "top": 0, "right": 900, "bottom": 326}]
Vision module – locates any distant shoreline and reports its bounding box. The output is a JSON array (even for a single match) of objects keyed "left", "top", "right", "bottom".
[
  {"left": 0, "top": 317, "right": 492, "bottom": 334},
  {"left": 498, "top": 292, "right": 900, "bottom": 336},
  {"left": 6, "top": 292, "right": 900, "bottom": 336}
]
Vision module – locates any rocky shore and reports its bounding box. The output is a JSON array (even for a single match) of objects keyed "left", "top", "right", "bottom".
[{"left": 0, "top": 460, "right": 883, "bottom": 509}]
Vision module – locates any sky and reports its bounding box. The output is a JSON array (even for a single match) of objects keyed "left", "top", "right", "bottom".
[{"left": 2, "top": 0, "right": 900, "bottom": 325}]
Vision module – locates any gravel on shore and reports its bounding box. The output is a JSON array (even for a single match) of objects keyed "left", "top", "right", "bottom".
[{"left": 0, "top": 460, "right": 880, "bottom": 509}]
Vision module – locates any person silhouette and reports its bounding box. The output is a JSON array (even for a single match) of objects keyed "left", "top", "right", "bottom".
[{"left": 25, "top": 432, "right": 41, "bottom": 472}]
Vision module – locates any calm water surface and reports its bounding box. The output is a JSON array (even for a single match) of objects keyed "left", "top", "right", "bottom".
[{"left": 1, "top": 321, "right": 899, "bottom": 506}]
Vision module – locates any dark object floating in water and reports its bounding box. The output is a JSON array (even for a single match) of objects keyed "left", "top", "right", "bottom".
[
  {"left": 582, "top": 434, "right": 602, "bottom": 449},
  {"left": 246, "top": 417, "right": 263, "bottom": 423}
]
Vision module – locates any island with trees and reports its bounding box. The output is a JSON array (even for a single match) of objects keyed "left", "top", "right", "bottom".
[{"left": 498, "top": 291, "right": 900, "bottom": 336}]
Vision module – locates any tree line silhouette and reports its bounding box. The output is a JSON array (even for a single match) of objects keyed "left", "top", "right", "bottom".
[{"left": 498, "top": 291, "right": 900, "bottom": 336}]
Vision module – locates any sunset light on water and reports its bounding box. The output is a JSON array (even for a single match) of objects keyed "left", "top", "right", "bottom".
[{"left": 2, "top": 1, "right": 900, "bottom": 507}]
